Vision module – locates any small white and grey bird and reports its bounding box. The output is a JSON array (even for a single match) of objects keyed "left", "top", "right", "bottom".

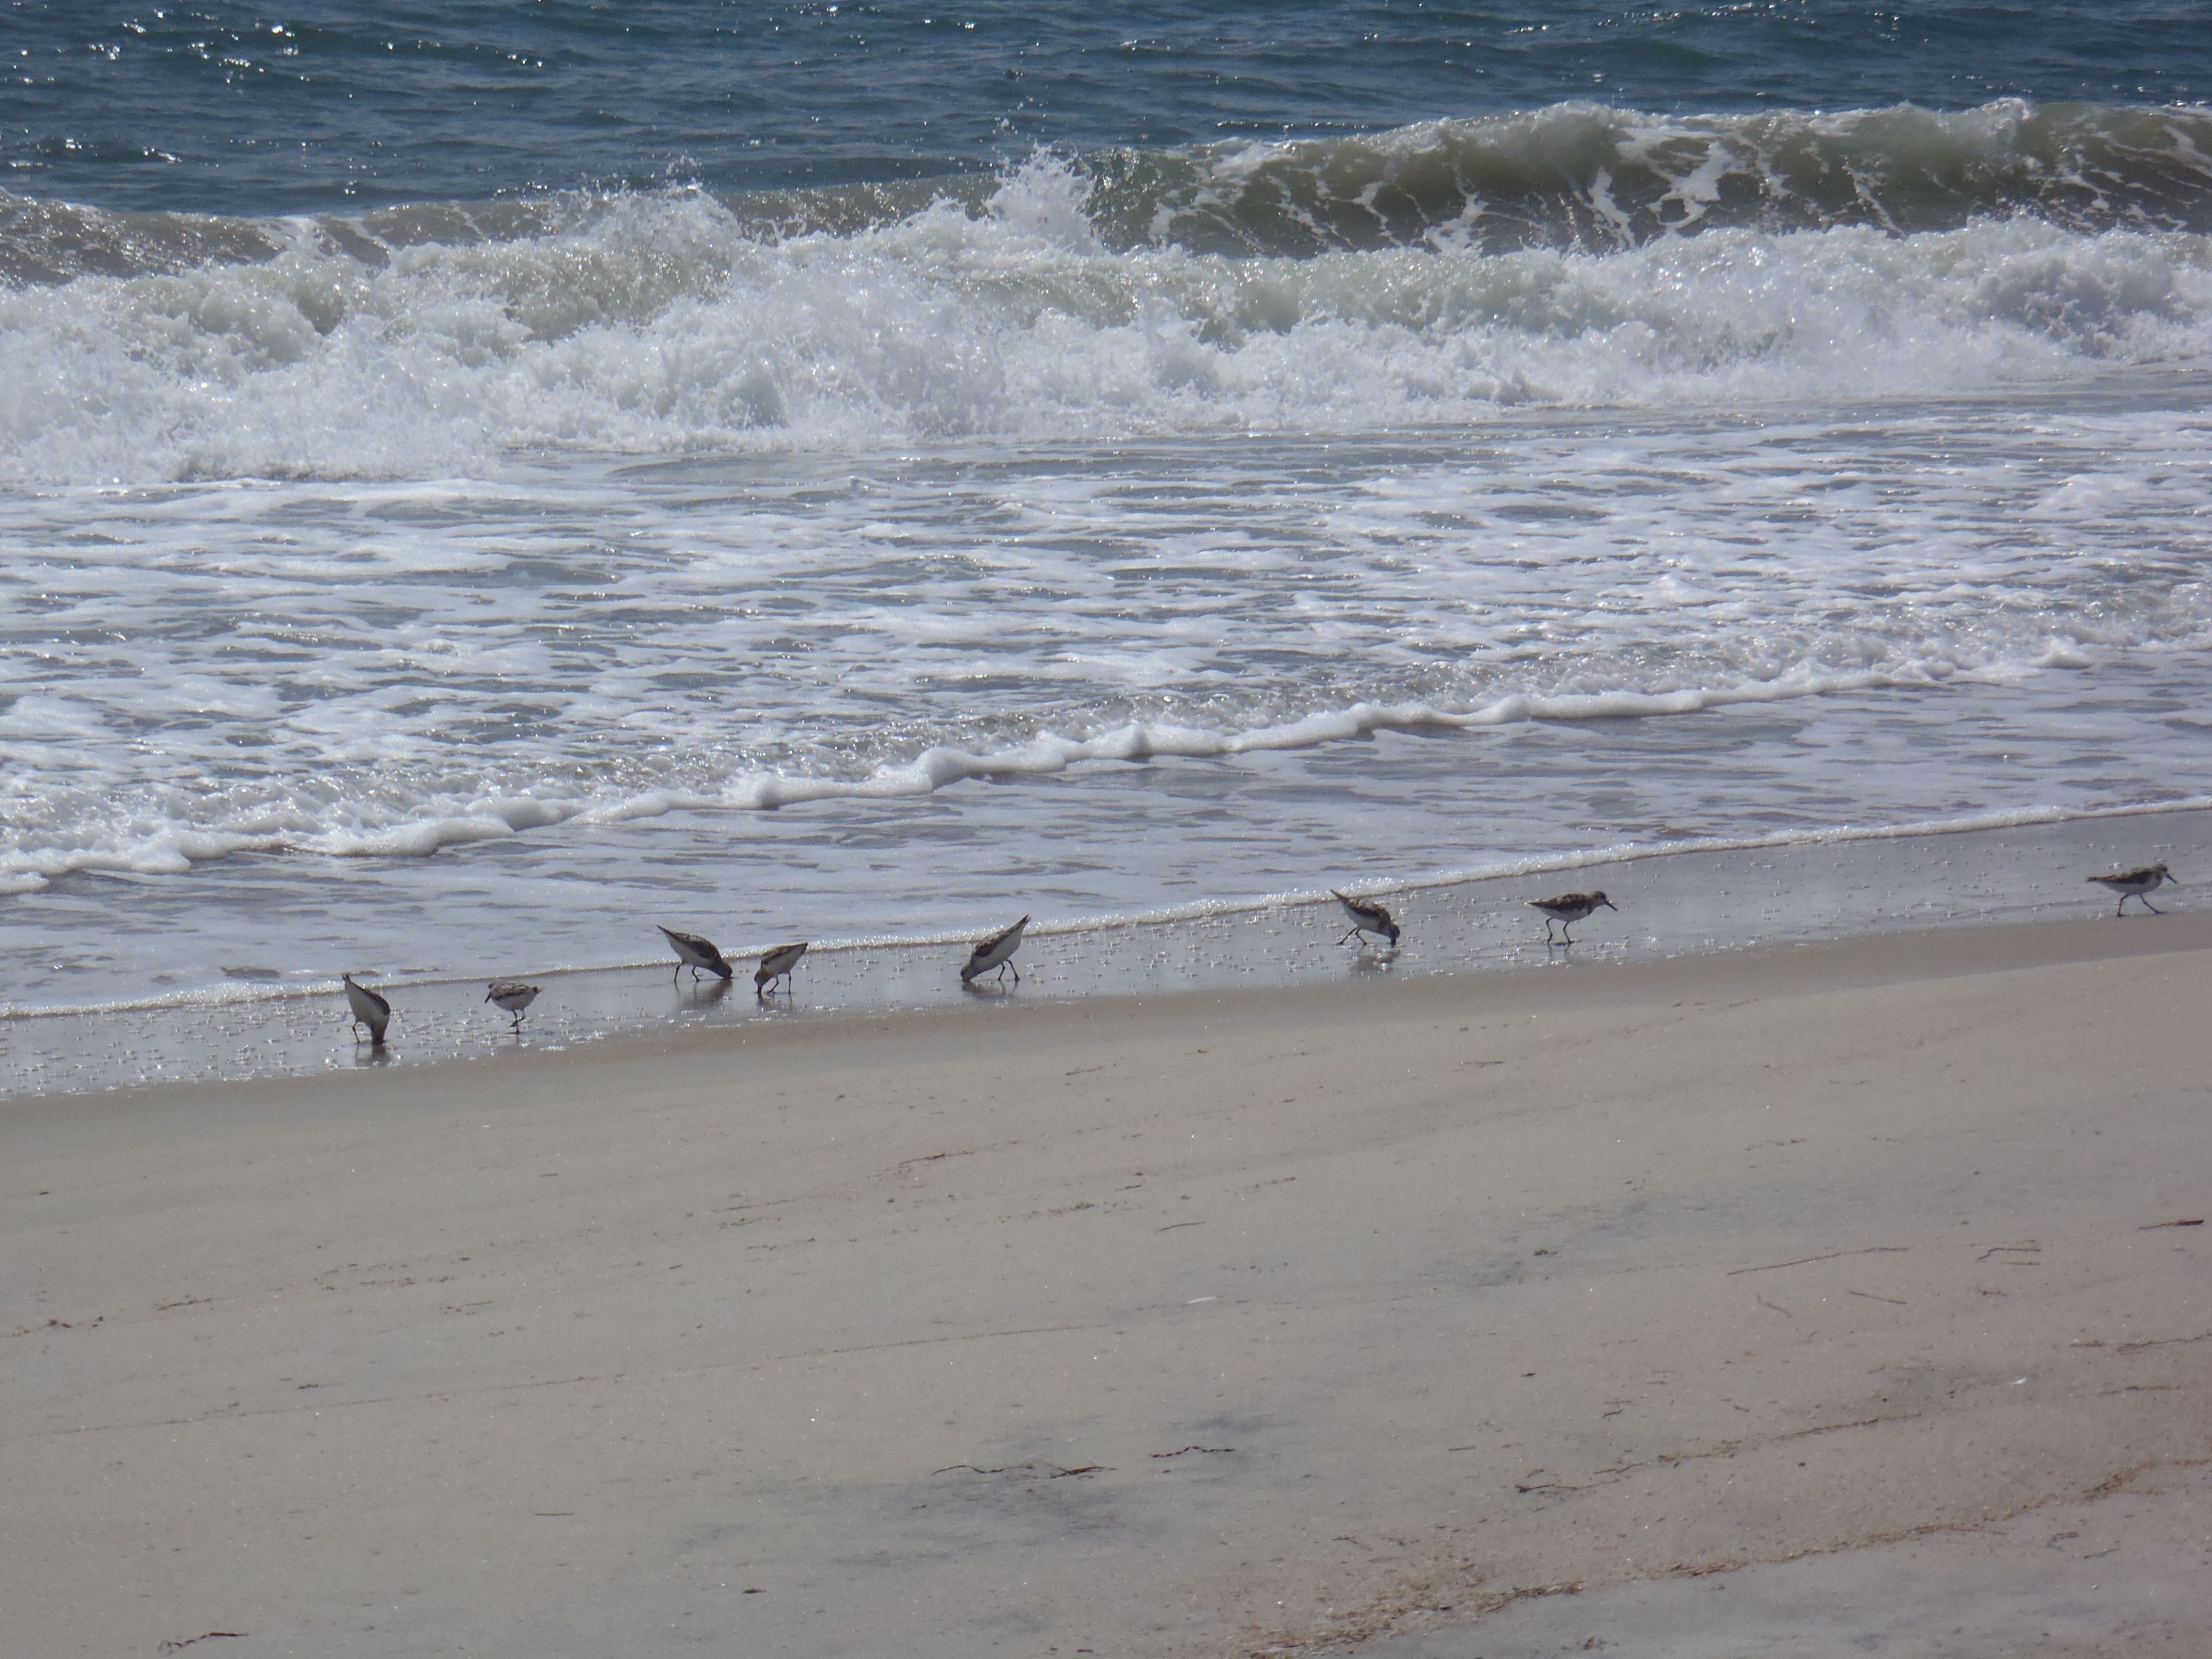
[
  {"left": 755, "top": 941, "right": 808, "bottom": 995},
  {"left": 342, "top": 972, "right": 391, "bottom": 1046},
  {"left": 486, "top": 979, "right": 540, "bottom": 1031},
  {"left": 961, "top": 914, "right": 1029, "bottom": 986},
  {"left": 1529, "top": 889, "right": 1618, "bottom": 945},
  {"left": 2089, "top": 862, "right": 2176, "bottom": 916},
  {"left": 1331, "top": 889, "right": 1400, "bottom": 949},
  {"left": 658, "top": 925, "right": 734, "bottom": 983}
]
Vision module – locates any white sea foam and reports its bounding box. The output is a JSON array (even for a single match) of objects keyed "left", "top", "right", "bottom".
[
  {"left": 5, "top": 376, "right": 2210, "bottom": 911},
  {"left": 3, "top": 162, "right": 2211, "bottom": 484},
  {"left": 4, "top": 160, "right": 2210, "bottom": 1028},
  {"left": 0, "top": 650, "right": 2167, "bottom": 896}
]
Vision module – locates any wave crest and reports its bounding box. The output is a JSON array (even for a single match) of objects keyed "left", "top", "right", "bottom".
[
  {"left": 3, "top": 134, "right": 2212, "bottom": 483},
  {"left": 1086, "top": 100, "right": 2212, "bottom": 256},
  {"left": 6, "top": 99, "right": 2209, "bottom": 290}
]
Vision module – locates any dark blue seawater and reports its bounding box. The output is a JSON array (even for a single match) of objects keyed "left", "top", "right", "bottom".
[{"left": 6, "top": 1, "right": 2211, "bottom": 215}]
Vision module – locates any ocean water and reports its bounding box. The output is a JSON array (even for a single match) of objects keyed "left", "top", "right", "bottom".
[{"left": 3, "top": 3, "right": 2211, "bottom": 1061}]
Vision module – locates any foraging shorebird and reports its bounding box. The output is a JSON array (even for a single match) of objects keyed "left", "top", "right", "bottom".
[
  {"left": 659, "top": 925, "right": 734, "bottom": 983},
  {"left": 755, "top": 941, "right": 808, "bottom": 995},
  {"left": 1529, "top": 890, "right": 1617, "bottom": 945},
  {"left": 1331, "top": 890, "right": 1400, "bottom": 949},
  {"left": 2089, "top": 862, "right": 2176, "bottom": 916},
  {"left": 961, "top": 914, "right": 1029, "bottom": 986},
  {"left": 486, "top": 979, "right": 540, "bottom": 1031},
  {"left": 341, "top": 972, "right": 391, "bottom": 1046}
]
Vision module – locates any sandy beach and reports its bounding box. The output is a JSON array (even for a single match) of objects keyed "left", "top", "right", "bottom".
[{"left": 5, "top": 915, "right": 2209, "bottom": 1658}]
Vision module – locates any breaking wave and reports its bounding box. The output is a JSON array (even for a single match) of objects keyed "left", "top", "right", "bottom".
[
  {"left": 3, "top": 127, "right": 2211, "bottom": 482},
  {"left": 9, "top": 100, "right": 2212, "bottom": 286},
  {"left": 1089, "top": 99, "right": 2212, "bottom": 255}
]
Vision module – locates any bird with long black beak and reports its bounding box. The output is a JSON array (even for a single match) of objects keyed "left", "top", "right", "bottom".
[
  {"left": 2088, "top": 862, "right": 2176, "bottom": 916},
  {"left": 1529, "top": 890, "right": 1618, "bottom": 946},
  {"left": 1331, "top": 890, "right": 1400, "bottom": 949},
  {"left": 756, "top": 941, "right": 808, "bottom": 996},
  {"left": 342, "top": 972, "right": 391, "bottom": 1046},
  {"left": 659, "top": 925, "right": 734, "bottom": 984},
  {"left": 961, "top": 915, "right": 1028, "bottom": 986}
]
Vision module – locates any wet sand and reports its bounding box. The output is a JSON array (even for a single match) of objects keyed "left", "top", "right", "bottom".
[
  {"left": 12, "top": 805, "right": 2211, "bottom": 1103},
  {"left": 4, "top": 915, "right": 2209, "bottom": 1657}
]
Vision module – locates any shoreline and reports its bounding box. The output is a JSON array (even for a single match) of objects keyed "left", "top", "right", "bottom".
[
  {"left": 6, "top": 911, "right": 2208, "bottom": 1656},
  {"left": 16, "top": 790, "right": 2212, "bottom": 1019},
  {"left": 6, "top": 804, "right": 2207, "bottom": 1101},
  {"left": 22, "top": 903, "right": 2212, "bottom": 1118}
]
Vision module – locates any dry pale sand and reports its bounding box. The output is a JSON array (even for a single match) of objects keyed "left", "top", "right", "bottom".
[{"left": 4, "top": 916, "right": 2209, "bottom": 1658}]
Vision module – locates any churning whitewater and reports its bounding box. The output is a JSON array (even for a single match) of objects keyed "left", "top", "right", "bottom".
[
  {"left": 7, "top": 126, "right": 2212, "bottom": 482},
  {"left": 4, "top": 0, "right": 2211, "bottom": 1027}
]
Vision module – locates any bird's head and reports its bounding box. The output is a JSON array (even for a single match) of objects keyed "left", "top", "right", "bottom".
[
  {"left": 1592, "top": 891, "right": 1616, "bottom": 910},
  {"left": 709, "top": 956, "right": 734, "bottom": 982}
]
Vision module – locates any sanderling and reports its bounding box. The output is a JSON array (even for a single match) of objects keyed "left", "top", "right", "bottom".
[
  {"left": 342, "top": 972, "right": 391, "bottom": 1046},
  {"left": 2089, "top": 862, "right": 2176, "bottom": 916},
  {"left": 659, "top": 925, "right": 735, "bottom": 984},
  {"left": 1331, "top": 889, "right": 1400, "bottom": 949},
  {"left": 486, "top": 980, "right": 540, "bottom": 1031},
  {"left": 961, "top": 914, "right": 1029, "bottom": 986},
  {"left": 1529, "top": 890, "right": 1618, "bottom": 945},
  {"left": 756, "top": 941, "right": 808, "bottom": 995}
]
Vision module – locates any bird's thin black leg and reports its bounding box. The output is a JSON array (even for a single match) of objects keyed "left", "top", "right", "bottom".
[{"left": 2144, "top": 897, "right": 2163, "bottom": 914}]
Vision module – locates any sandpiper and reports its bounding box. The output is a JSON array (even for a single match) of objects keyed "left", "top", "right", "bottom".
[
  {"left": 1331, "top": 889, "right": 1400, "bottom": 949},
  {"left": 342, "top": 972, "right": 391, "bottom": 1046},
  {"left": 961, "top": 914, "right": 1029, "bottom": 986},
  {"left": 2089, "top": 862, "right": 2176, "bottom": 916},
  {"left": 1529, "top": 890, "right": 1617, "bottom": 945},
  {"left": 659, "top": 925, "right": 734, "bottom": 983},
  {"left": 756, "top": 941, "right": 808, "bottom": 995},
  {"left": 486, "top": 980, "right": 540, "bottom": 1031}
]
